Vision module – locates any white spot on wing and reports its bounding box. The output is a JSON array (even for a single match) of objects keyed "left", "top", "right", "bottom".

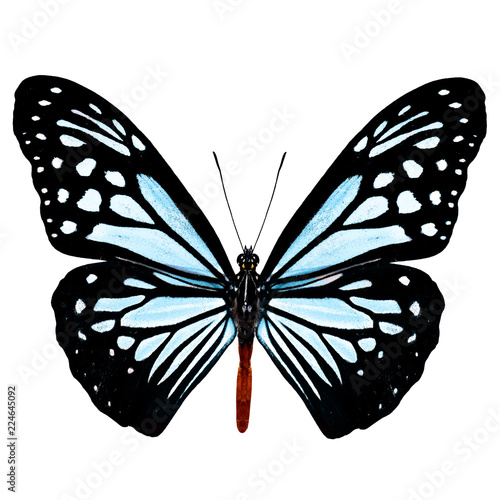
[
  {"left": 132, "top": 135, "right": 146, "bottom": 151},
  {"left": 113, "top": 120, "right": 126, "bottom": 135},
  {"left": 89, "top": 103, "right": 102, "bottom": 114},
  {"left": 358, "top": 338, "right": 376, "bottom": 352},
  {"left": 75, "top": 299, "right": 86, "bottom": 314},
  {"left": 373, "top": 173, "right": 394, "bottom": 189},
  {"left": 57, "top": 189, "right": 69, "bottom": 203},
  {"left": 415, "top": 136, "right": 440, "bottom": 149},
  {"left": 421, "top": 223, "right": 438, "bottom": 236},
  {"left": 77, "top": 189, "right": 102, "bottom": 212},
  {"left": 379, "top": 322, "right": 403, "bottom": 335},
  {"left": 76, "top": 158, "right": 96, "bottom": 177},
  {"left": 354, "top": 136, "right": 368, "bottom": 152},
  {"left": 397, "top": 191, "right": 421, "bottom": 214},
  {"left": 105, "top": 171, "right": 126, "bottom": 187},
  {"left": 60, "top": 135, "right": 86, "bottom": 147},
  {"left": 61, "top": 220, "right": 77, "bottom": 234},
  {"left": 436, "top": 159, "right": 447, "bottom": 171},
  {"left": 410, "top": 301, "right": 420, "bottom": 316},
  {"left": 429, "top": 191, "right": 441, "bottom": 205},
  {"left": 92, "top": 320, "right": 115, "bottom": 332},
  {"left": 398, "top": 105, "right": 411, "bottom": 116},
  {"left": 374, "top": 121, "right": 387, "bottom": 137},
  {"left": 52, "top": 158, "right": 63, "bottom": 169},
  {"left": 402, "top": 160, "right": 423, "bottom": 178},
  {"left": 117, "top": 336, "right": 135, "bottom": 349}
]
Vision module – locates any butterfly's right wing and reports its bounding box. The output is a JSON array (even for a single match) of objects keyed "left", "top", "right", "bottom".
[
  {"left": 260, "top": 78, "right": 486, "bottom": 285},
  {"left": 13, "top": 75, "right": 234, "bottom": 284},
  {"left": 54, "top": 261, "right": 235, "bottom": 436}
]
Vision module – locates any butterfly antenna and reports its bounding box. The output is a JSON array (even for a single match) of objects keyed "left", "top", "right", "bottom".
[
  {"left": 212, "top": 152, "right": 244, "bottom": 251},
  {"left": 253, "top": 152, "right": 287, "bottom": 251}
]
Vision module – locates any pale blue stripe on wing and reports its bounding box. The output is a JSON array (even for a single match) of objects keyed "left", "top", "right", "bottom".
[
  {"left": 268, "top": 312, "right": 340, "bottom": 384},
  {"left": 280, "top": 225, "right": 411, "bottom": 279},
  {"left": 270, "top": 297, "right": 373, "bottom": 330},
  {"left": 350, "top": 297, "right": 401, "bottom": 314},
  {"left": 274, "top": 176, "right": 362, "bottom": 274},
  {"left": 121, "top": 296, "right": 225, "bottom": 328},
  {"left": 138, "top": 175, "right": 222, "bottom": 273},
  {"left": 87, "top": 223, "right": 214, "bottom": 277},
  {"left": 257, "top": 320, "right": 311, "bottom": 398}
]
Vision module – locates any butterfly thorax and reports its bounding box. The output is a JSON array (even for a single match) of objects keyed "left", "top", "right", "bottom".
[{"left": 233, "top": 247, "right": 261, "bottom": 344}]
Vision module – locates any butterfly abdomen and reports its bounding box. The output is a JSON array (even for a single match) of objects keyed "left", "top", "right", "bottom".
[{"left": 233, "top": 247, "right": 262, "bottom": 432}]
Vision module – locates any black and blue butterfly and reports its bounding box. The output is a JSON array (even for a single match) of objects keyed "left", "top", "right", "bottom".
[{"left": 13, "top": 76, "right": 486, "bottom": 438}]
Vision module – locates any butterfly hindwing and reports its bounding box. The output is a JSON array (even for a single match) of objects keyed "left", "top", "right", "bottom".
[
  {"left": 261, "top": 78, "right": 486, "bottom": 284},
  {"left": 13, "top": 76, "right": 233, "bottom": 282},
  {"left": 54, "top": 261, "right": 235, "bottom": 436},
  {"left": 258, "top": 263, "right": 442, "bottom": 438}
]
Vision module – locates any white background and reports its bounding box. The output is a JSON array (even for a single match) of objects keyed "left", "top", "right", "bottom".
[{"left": 2, "top": 1, "right": 500, "bottom": 499}]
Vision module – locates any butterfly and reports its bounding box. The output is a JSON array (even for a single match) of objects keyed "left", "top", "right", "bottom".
[{"left": 13, "top": 76, "right": 486, "bottom": 439}]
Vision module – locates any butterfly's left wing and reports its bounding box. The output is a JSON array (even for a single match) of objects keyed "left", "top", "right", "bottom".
[
  {"left": 13, "top": 75, "right": 234, "bottom": 284},
  {"left": 13, "top": 76, "right": 237, "bottom": 435},
  {"left": 258, "top": 263, "right": 442, "bottom": 438},
  {"left": 54, "top": 261, "right": 235, "bottom": 436}
]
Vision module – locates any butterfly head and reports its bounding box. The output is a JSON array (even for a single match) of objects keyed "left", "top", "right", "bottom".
[{"left": 237, "top": 246, "right": 260, "bottom": 272}]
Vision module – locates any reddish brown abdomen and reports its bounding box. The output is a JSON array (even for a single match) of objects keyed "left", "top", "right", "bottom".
[{"left": 236, "top": 340, "right": 253, "bottom": 433}]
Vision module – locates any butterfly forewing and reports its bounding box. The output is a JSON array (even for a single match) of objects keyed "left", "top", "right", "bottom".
[
  {"left": 258, "top": 263, "right": 442, "bottom": 438},
  {"left": 261, "top": 78, "right": 486, "bottom": 285},
  {"left": 13, "top": 76, "right": 234, "bottom": 282},
  {"left": 54, "top": 261, "right": 235, "bottom": 436}
]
